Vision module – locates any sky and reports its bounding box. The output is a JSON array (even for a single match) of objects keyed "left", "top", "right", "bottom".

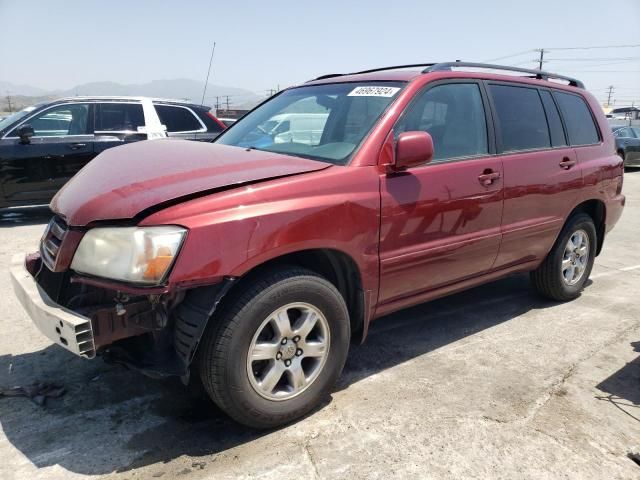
[{"left": 1, "top": 0, "right": 639, "bottom": 106}]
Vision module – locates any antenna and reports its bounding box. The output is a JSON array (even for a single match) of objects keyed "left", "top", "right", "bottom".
[{"left": 200, "top": 42, "right": 216, "bottom": 105}]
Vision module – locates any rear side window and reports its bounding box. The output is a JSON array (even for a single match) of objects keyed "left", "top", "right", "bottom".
[
  {"left": 154, "top": 105, "right": 203, "bottom": 132},
  {"left": 553, "top": 92, "right": 600, "bottom": 146},
  {"left": 539, "top": 90, "right": 567, "bottom": 147},
  {"left": 396, "top": 83, "right": 488, "bottom": 161},
  {"left": 96, "top": 103, "right": 145, "bottom": 132},
  {"left": 489, "top": 84, "right": 550, "bottom": 152}
]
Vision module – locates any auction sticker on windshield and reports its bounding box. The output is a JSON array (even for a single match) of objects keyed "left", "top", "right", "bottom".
[{"left": 348, "top": 86, "right": 401, "bottom": 97}]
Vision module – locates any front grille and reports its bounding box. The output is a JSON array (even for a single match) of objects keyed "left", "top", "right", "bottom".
[{"left": 40, "top": 216, "right": 69, "bottom": 271}]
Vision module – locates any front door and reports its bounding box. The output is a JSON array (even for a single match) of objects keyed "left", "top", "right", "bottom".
[
  {"left": 0, "top": 103, "right": 95, "bottom": 206},
  {"left": 378, "top": 82, "right": 504, "bottom": 306}
]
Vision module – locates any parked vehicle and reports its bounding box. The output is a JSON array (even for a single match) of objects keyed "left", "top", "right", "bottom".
[
  {"left": 612, "top": 125, "right": 640, "bottom": 167},
  {"left": 0, "top": 97, "right": 225, "bottom": 208},
  {"left": 260, "top": 113, "right": 329, "bottom": 145},
  {"left": 11, "top": 63, "right": 625, "bottom": 428}
]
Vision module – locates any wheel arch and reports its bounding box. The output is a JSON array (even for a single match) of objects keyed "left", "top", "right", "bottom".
[
  {"left": 569, "top": 199, "right": 606, "bottom": 255},
  {"left": 216, "top": 248, "right": 367, "bottom": 344}
]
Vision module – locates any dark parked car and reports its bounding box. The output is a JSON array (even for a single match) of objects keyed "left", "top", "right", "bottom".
[
  {"left": 0, "top": 97, "right": 226, "bottom": 208},
  {"left": 11, "top": 63, "right": 624, "bottom": 428},
  {"left": 612, "top": 125, "right": 640, "bottom": 167}
]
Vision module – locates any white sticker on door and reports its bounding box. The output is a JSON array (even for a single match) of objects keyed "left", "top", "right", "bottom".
[{"left": 347, "top": 86, "right": 401, "bottom": 97}]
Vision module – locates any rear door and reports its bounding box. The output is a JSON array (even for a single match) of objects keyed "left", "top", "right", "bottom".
[
  {"left": 93, "top": 102, "right": 147, "bottom": 155},
  {"left": 378, "top": 81, "right": 504, "bottom": 305},
  {"left": 0, "top": 102, "right": 95, "bottom": 206},
  {"left": 488, "top": 84, "right": 583, "bottom": 269}
]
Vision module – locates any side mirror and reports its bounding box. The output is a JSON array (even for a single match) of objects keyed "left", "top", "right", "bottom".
[
  {"left": 17, "top": 124, "right": 35, "bottom": 144},
  {"left": 393, "top": 131, "right": 434, "bottom": 171}
]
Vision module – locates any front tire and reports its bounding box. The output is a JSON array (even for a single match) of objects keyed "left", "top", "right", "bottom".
[
  {"left": 531, "top": 213, "right": 597, "bottom": 301},
  {"left": 198, "top": 267, "right": 350, "bottom": 428}
]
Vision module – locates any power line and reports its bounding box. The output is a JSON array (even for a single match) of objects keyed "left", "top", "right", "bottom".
[
  {"left": 483, "top": 44, "right": 640, "bottom": 64},
  {"left": 543, "top": 57, "right": 640, "bottom": 62},
  {"left": 482, "top": 49, "right": 534, "bottom": 63},
  {"left": 544, "top": 44, "right": 640, "bottom": 51},
  {"left": 560, "top": 70, "right": 640, "bottom": 73}
]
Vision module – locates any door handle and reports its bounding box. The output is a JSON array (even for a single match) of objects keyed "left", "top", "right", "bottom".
[
  {"left": 559, "top": 157, "right": 576, "bottom": 169},
  {"left": 478, "top": 170, "right": 501, "bottom": 186},
  {"left": 69, "top": 143, "right": 87, "bottom": 150}
]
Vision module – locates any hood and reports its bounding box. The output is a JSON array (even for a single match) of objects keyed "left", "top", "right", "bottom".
[{"left": 51, "top": 139, "right": 330, "bottom": 226}]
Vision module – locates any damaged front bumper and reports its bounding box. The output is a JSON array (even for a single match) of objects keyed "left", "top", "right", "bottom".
[
  {"left": 10, "top": 254, "right": 96, "bottom": 358},
  {"left": 10, "top": 252, "right": 235, "bottom": 378}
]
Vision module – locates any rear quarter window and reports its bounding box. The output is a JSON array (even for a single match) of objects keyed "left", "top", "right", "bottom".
[
  {"left": 489, "top": 84, "right": 551, "bottom": 152},
  {"left": 553, "top": 92, "right": 600, "bottom": 146},
  {"left": 154, "top": 105, "right": 204, "bottom": 132},
  {"left": 539, "top": 90, "right": 567, "bottom": 147}
]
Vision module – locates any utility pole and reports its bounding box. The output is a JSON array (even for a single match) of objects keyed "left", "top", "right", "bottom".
[
  {"left": 535, "top": 48, "right": 545, "bottom": 70},
  {"left": 225, "top": 95, "right": 230, "bottom": 110},
  {"left": 200, "top": 42, "right": 217, "bottom": 106},
  {"left": 214, "top": 96, "right": 220, "bottom": 111},
  {"left": 606, "top": 86, "right": 614, "bottom": 107},
  {"left": 6, "top": 93, "right": 12, "bottom": 113}
]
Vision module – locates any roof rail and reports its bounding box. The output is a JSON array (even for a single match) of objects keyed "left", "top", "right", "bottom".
[
  {"left": 309, "top": 62, "right": 584, "bottom": 88},
  {"left": 423, "top": 62, "right": 585, "bottom": 88},
  {"left": 309, "top": 64, "right": 437, "bottom": 82}
]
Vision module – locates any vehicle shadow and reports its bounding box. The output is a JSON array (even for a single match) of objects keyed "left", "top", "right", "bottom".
[
  {"left": 0, "top": 273, "right": 556, "bottom": 476},
  {"left": 595, "top": 341, "right": 640, "bottom": 422},
  {"left": 0, "top": 207, "right": 51, "bottom": 228}
]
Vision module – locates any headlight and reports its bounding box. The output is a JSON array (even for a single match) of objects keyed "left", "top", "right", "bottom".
[{"left": 71, "top": 226, "right": 187, "bottom": 285}]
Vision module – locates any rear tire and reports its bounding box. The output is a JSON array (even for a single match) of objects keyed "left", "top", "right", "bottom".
[
  {"left": 531, "top": 213, "right": 596, "bottom": 301},
  {"left": 198, "top": 267, "right": 350, "bottom": 429}
]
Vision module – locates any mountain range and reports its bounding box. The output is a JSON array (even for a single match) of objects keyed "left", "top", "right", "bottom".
[{"left": 0, "top": 79, "right": 262, "bottom": 109}]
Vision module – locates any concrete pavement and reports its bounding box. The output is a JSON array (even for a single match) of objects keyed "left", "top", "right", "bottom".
[{"left": 1, "top": 173, "right": 640, "bottom": 479}]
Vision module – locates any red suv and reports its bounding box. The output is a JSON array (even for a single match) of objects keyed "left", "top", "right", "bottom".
[{"left": 11, "top": 62, "right": 625, "bottom": 428}]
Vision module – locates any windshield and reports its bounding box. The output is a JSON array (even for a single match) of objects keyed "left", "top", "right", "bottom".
[
  {"left": 215, "top": 82, "right": 406, "bottom": 165},
  {"left": 0, "top": 106, "right": 36, "bottom": 131}
]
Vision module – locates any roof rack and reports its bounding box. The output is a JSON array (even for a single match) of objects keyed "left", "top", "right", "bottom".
[
  {"left": 424, "top": 62, "right": 584, "bottom": 88},
  {"left": 310, "top": 61, "right": 584, "bottom": 88},
  {"left": 309, "top": 64, "right": 437, "bottom": 82}
]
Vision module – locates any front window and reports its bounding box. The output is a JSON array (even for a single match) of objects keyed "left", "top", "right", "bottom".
[
  {"left": 613, "top": 127, "right": 635, "bottom": 139},
  {"left": 215, "top": 82, "right": 405, "bottom": 165},
  {"left": 7, "top": 103, "right": 90, "bottom": 137},
  {"left": 0, "top": 105, "right": 42, "bottom": 133}
]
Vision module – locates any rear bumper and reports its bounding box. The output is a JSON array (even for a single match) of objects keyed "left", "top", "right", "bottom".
[
  {"left": 10, "top": 254, "right": 96, "bottom": 358},
  {"left": 605, "top": 193, "right": 626, "bottom": 234}
]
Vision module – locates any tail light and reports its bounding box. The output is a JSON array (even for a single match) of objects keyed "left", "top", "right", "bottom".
[
  {"left": 207, "top": 111, "right": 227, "bottom": 130},
  {"left": 616, "top": 171, "right": 624, "bottom": 195}
]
